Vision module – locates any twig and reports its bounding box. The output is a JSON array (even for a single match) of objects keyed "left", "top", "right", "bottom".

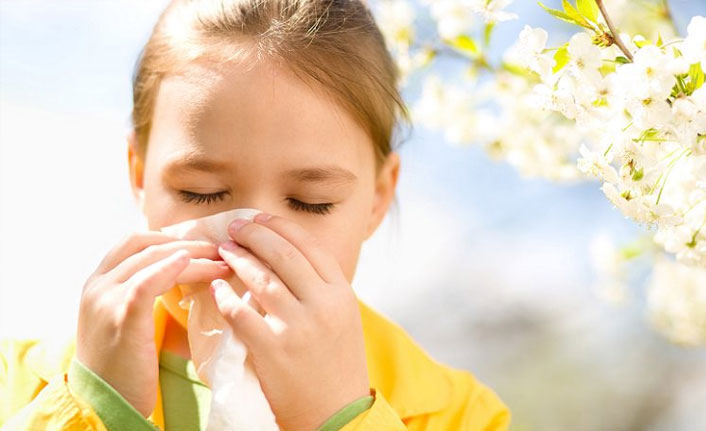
[{"left": 596, "top": 0, "right": 634, "bottom": 61}]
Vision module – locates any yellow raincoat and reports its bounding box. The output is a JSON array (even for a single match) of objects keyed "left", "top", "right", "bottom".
[{"left": 0, "top": 296, "right": 510, "bottom": 430}]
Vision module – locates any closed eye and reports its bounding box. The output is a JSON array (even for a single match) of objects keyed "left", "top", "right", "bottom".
[
  {"left": 286, "top": 198, "right": 335, "bottom": 215},
  {"left": 177, "top": 191, "right": 334, "bottom": 215},
  {"left": 178, "top": 190, "right": 228, "bottom": 205}
]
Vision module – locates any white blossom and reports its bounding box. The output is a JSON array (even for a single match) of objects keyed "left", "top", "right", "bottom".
[
  {"left": 681, "top": 15, "right": 706, "bottom": 71},
  {"left": 376, "top": 0, "right": 415, "bottom": 51},
  {"left": 524, "top": 20, "right": 706, "bottom": 265},
  {"left": 508, "top": 25, "right": 555, "bottom": 80},
  {"left": 471, "top": 0, "right": 517, "bottom": 23},
  {"left": 567, "top": 32, "right": 603, "bottom": 86},
  {"left": 422, "top": 0, "right": 476, "bottom": 40}
]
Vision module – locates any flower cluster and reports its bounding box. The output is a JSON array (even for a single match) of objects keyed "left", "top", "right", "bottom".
[
  {"left": 373, "top": 0, "right": 706, "bottom": 344},
  {"left": 516, "top": 15, "right": 706, "bottom": 266},
  {"left": 375, "top": 0, "right": 519, "bottom": 86},
  {"left": 413, "top": 69, "right": 588, "bottom": 180}
]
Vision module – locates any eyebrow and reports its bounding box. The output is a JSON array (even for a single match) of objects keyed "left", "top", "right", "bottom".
[
  {"left": 163, "top": 155, "right": 231, "bottom": 174},
  {"left": 163, "top": 154, "right": 357, "bottom": 185},
  {"left": 284, "top": 166, "right": 358, "bottom": 185}
]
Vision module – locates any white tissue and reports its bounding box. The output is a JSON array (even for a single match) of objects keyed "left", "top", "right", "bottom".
[{"left": 160, "top": 208, "right": 279, "bottom": 431}]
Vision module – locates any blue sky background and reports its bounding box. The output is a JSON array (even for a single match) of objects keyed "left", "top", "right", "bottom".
[{"left": 2, "top": 1, "right": 706, "bottom": 428}]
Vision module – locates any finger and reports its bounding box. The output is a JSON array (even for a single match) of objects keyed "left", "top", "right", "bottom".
[
  {"left": 210, "top": 278, "right": 273, "bottom": 353},
  {"left": 96, "top": 231, "right": 178, "bottom": 274},
  {"left": 111, "top": 240, "right": 221, "bottom": 283},
  {"left": 218, "top": 241, "right": 300, "bottom": 318},
  {"left": 248, "top": 213, "right": 344, "bottom": 284},
  {"left": 227, "top": 219, "right": 323, "bottom": 300},
  {"left": 125, "top": 249, "right": 191, "bottom": 313},
  {"left": 242, "top": 290, "right": 266, "bottom": 317},
  {"left": 175, "top": 258, "right": 233, "bottom": 285}
]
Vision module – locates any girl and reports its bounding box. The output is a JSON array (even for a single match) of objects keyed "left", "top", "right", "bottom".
[{"left": 0, "top": 0, "right": 510, "bottom": 429}]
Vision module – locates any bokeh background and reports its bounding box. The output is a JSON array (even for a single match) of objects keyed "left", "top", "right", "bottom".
[{"left": 1, "top": 1, "right": 705, "bottom": 429}]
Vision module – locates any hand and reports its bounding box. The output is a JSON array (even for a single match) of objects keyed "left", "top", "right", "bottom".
[
  {"left": 210, "top": 213, "right": 370, "bottom": 431},
  {"left": 76, "top": 231, "right": 233, "bottom": 416}
]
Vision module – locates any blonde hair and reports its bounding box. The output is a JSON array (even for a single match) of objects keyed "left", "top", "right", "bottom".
[{"left": 131, "top": 0, "right": 410, "bottom": 177}]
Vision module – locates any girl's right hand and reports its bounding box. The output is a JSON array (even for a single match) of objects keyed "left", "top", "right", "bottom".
[{"left": 75, "top": 231, "right": 233, "bottom": 417}]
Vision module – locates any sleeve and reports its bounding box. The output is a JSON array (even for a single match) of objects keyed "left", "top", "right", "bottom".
[
  {"left": 0, "top": 340, "right": 107, "bottom": 431},
  {"left": 337, "top": 388, "right": 407, "bottom": 431},
  {"left": 316, "top": 393, "right": 374, "bottom": 431},
  {"left": 67, "top": 359, "right": 159, "bottom": 431}
]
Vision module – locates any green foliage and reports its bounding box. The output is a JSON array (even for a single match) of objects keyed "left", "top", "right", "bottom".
[
  {"left": 553, "top": 43, "right": 570, "bottom": 73},
  {"left": 484, "top": 23, "right": 495, "bottom": 47},
  {"left": 620, "top": 242, "right": 644, "bottom": 260},
  {"left": 538, "top": 2, "right": 580, "bottom": 26},
  {"left": 687, "top": 63, "right": 705, "bottom": 94},
  {"left": 448, "top": 35, "right": 479, "bottom": 58},
  {"left": 501, "top": 62, "right": 540, "bottom": 81},
  {"left": 538, "top": 0, "right": 600, "bottom": 30},
  {"left": 633, "top": 36, "right": 652, "bottom": 48},
  {"left": 576, "top": 0, "right": 599, "bottom": 23},
  {"left": 562, "top": 0, "right": 591, "bottom": 28},
  {"left": 598, "top": 61, "right": 615, "bottom": 75}
]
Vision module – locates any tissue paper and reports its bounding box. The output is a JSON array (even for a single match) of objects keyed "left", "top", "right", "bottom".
[{"left": 160, "top": 208, "right": 279, "bottom": 431}]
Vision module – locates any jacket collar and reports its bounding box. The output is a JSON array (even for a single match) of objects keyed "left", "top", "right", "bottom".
[{"left": 357, "top": 297, "right": 452, "bottom": 419}]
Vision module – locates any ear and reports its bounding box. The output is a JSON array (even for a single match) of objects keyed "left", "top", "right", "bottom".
[
  {"left": 126, "top": 130, "right": 146, "bottom": 215},
  {"left": 364, "top": 151, "right": 400, "bottom": 240}
]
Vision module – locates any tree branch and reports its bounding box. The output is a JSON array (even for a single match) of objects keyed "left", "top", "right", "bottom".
[{"left": 596, "top": 0, "right": 634, "bottom": 61}]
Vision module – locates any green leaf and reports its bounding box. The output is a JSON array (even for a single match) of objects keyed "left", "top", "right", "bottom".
[
  {"left": 500, "top": 62, "right": 539, "bottom": 80},
  {"left": 562, "top": 0, "right": 592, "bottom": 28},
  {"left": 599, "top": 61, "right": 616, "bottom": 75},
  {"left": 484, "top": 23, "right": 495, "bottom": 47},
  {"left": 553, "top": 43, "right": 570, "bottom": 73},
  {"left": 633, "top": 36, "right": 651, "bottom": 48},
  {"left": 614, "top": 56, "right": 630, "bottom": 64},
  {"left": 577, "top": 0, "right": 599, "bottom": 23},
  {"left": 620, "top": 243, "right": 644, "bottom": 260},
  {"left": 538, "top": 1, "right": 581, "bottom": 26},
  {"left": 448, "top": 35, "right": 479, "bottom": 57},
  {"left": 688, "top": 62, "right": 705, "bottom": 93},
  {"left": 656, "top": 32, "right": 663, "bottom": 47}
]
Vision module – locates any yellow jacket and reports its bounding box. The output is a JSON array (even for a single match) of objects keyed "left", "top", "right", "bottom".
[{"left": 0, "top": 297, "right": 510, "bottom": 430}]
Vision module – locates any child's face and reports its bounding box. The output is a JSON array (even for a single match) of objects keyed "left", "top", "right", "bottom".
[{"left": 127, "top": 58, "right": 399, "bottom": 284}]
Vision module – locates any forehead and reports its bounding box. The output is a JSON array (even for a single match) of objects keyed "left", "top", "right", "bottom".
[{"left": 147, "top": 57, "right": 374, "bottom": 179}]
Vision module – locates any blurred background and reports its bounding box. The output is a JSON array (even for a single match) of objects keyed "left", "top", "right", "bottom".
[{"left": 1, "top": 0, "right": 705, "bottom": 429}]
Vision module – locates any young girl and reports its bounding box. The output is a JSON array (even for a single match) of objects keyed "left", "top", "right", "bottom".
[{"left": 0, "top": 0, "right": 510, "bottom": 429}]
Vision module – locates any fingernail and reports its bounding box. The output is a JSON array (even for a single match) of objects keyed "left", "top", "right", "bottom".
[
  {"left": 230, "top": 218, "right": 249, "bottom": 232},
  {"left": 220, "top": 240, "right": 239, "bottom": 251},
  {"left": 254, "top": 212, "right": 272, "bottom": 223},
  {"left": 211, "top": 279, "right": 228, "bottom": 299}
]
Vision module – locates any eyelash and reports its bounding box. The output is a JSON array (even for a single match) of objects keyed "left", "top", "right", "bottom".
[{"left": 177, "top": 191, "right": 335, "bottom": 215}]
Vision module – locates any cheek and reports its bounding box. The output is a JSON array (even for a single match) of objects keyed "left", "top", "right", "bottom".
[
  {"left": 322, "top": 193, "right": 372, "bottom": 283},
  {"left": 140, "top": 177, "right": 185, "bottom": 230},
  {"left": 310, "top": 222, "right": 364, "bottom": 285}
]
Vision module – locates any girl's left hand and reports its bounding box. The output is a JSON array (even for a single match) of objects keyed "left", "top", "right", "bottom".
[{"left": 210, "top": 213, "right": 370, "bottom": 431}]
